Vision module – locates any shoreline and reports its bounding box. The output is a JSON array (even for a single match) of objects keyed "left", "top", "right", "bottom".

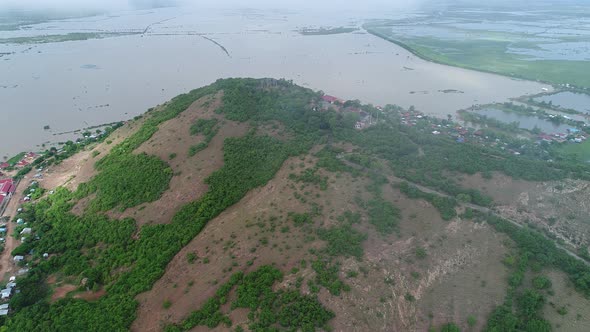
[{"left": 363, "top": 27, "right": 569, "bottom": 91}]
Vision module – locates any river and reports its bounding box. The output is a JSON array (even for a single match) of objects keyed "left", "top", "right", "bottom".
[{"left": 0, "top": 6, "right": 549, "bottom": 157}]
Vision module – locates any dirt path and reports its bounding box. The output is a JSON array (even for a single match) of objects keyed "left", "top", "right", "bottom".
[
  {"left": 339, "top": 157, "right": 590, "bottom": 267},
  {"left": 0, "top": 177, "right": 27, "bottom": 281}
]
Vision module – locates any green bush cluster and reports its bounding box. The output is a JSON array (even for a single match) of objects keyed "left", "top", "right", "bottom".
[
  {"left": 317, "top": 224, "right": 367, "bottom": 259},
  {"left": 398, "top": 182, "right": 457, "bottom": 220},
  {"left": 76, "top": 152, "right": 172, "bottom": 212},
  {"left": 288, "top": 168, "right": 328, "bottom": 190},
  {"left": 188, "top": 118, "right": 219, "bottom": 157},
  {"left": 170, "top": 266, "right": 333, "bottom": 331},
  {"left": 367, "top": 198, "right": 401, "bottom": 234}
]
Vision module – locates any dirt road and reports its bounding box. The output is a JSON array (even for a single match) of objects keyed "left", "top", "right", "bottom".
[{"left": 0, "top": 178, "right": 27, "bottom": 281}]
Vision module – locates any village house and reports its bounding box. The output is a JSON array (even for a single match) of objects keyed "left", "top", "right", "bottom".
[
  {"left": 0, "top": 289, "right": 11, "bottom": 300},
  {"left": 0, "top": 178, "right": 15, "bottom": 205},
  {"left": 321, "top": 95, "right": 342, "bottom": 105}
]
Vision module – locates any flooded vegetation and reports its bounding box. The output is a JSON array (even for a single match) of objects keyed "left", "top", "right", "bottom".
[
  {"left": 364, "top": 2, "right": 590, "bottom": 89},
  {"left": 535, "top": 92, "right": 590, "bottom": 113},
  {"left": 473, "top": 108, "right": 570, "bottom": 133}
]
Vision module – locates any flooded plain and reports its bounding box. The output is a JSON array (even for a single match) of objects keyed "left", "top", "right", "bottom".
[
  {"left": 474, "top": 108, "right": 570, "bottom": 134},
  {"left": 535, "top": 92, "right": 590, "bottom": 113},
  {"left": 0, "top": 7, "right": 549, "bottom": 157}
]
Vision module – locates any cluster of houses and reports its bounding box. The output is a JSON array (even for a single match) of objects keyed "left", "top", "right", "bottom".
[
  {"left": 400, "top": 109, "right": 427, "bottom": 127},
  {"left": 538, "top": 128, "right": 588, "bottom": 144},
  {"left": 397, "top": 106, "right": 590, "bottom": 158},
  {"left": 320, "top": 95, "right": 378, "bottom": 130},
  {"left": 0, "top": 276, "right": 17, "bottom": 315},
  {"left": 0, "top": 178, "right": 15, "bottom": 206},
  {"left": 0, "top": 152, "right": 38, "bottom": 170}
]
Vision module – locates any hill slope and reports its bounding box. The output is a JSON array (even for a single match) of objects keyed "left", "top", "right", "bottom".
[{"left": 4, "top": 78, "right": 590, "bottom": 332}]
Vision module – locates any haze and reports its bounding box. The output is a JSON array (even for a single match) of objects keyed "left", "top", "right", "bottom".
[{"left": 0, "top": 0, "right": 429, "bottom": 14}]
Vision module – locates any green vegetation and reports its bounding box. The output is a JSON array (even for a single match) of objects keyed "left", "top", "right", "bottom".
[
  {"left": 440, "top": 322, "right": 461, "bottom": 332},
  {"left": 311, "top": 259, "right": 349, "bottom": 296},
  {"left": 556, "top": 140, "right": 590, "bottom": 162},
  {"left": 317, "top": 224, "right": 367, "bottom": 259},
  {"left": 398, "top": 182, "right": 457, "bottom": 220},
  {"left": 367, "top": 198, "right": 401, "bottom": 234},
  {"left": 532, "top": 276, "right": 552, "bottom": 290},
  {"left": 190, "top": 118, "right": 219, "bottom": 136},
  {"left": 76, "top": 152, "right": 172, "bottom": 212},
  {"left": 0, "top": 32, "right": 137, "bottom": 45},
  {"left": 6, "top": 152, "right": 26, "bottom": 165},
  {"left": 5, "top": 78, "right": 354, "bottom": 330},
  {"left": 169, "top": 266, "right": 333, "bottom": 331},
  {"left": 289, "top": 168, "right": 328, "bottom": 190},
  {"left": 364, "top": 25, "right": 590, "bottom": 89},
  {"left": 299, "top": 27, "right": 358, "bottom": 35},
  {"left": 188, "top": 118, "right": 220, "bottom": 156},
  {"left": 7, "top": 77, "right": 590, "bottom": 331},
  {"left": 289, "top": 212, "right": 312, "bottom": 227}
]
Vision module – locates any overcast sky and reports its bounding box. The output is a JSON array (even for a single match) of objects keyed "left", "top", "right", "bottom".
[{"left": 0, "top": 0, "right": 431, "bottom": 13}]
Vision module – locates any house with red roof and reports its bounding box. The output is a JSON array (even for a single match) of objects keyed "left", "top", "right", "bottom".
[
  {"left": 321, "top": 95, "right": 343, "bottom": 105},
  {"left": 0, "top": 179, "right": 15, "bottom": 197},
  {"left": 0, "top": 163, "right": 9, "bottom": 170}
]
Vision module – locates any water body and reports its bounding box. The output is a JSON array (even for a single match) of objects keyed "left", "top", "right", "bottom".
[
  {"left": 535, "top": 92, "right": 590, "bottom": 113},
  {"left": 475, "top": 108, "right": 570, "bottom": 134},
  {"left": 0, "top": 7, "right": 549, "bottom": 157}
]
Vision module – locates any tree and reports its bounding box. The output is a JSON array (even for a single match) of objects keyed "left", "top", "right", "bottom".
[{"left": 440, "top": 322, "right": 460, "bottom": 332}]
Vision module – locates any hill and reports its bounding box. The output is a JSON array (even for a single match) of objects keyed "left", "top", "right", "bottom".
[{"left": 3, "top": 78, "right": 590, "bottom": 331}]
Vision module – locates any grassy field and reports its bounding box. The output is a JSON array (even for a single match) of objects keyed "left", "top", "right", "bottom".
[
  {"left": 366, "top": 27, "right": 590, "bottom": 89},
  {"left": 299, "top": 27, "right": 358, "bottom": 36},
  {"left": 0, "top": 32, "right": 137, "bottom": 45},
  {"left": 557, "top": 140, "right": 590, "bottom": 162}
]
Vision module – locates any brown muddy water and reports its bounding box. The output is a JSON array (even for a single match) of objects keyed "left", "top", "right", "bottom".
[{"left": 0, "top": 7, "right": 549, "bottom": 157}]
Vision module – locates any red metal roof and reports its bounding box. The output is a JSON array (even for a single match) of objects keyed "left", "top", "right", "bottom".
[
  {"left": 0, "top": 163, "right": 9, "bottom": 169},
  {"left": 0, "top": 179, "right": 13, "bottom": 195},
  {"left": 321, "top": 95, "right": 341, "bottom": 103}
]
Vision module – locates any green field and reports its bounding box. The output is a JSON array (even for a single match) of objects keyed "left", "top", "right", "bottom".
[
  {"left": 0, "top": 32, "right": 137, "bottom": 45},
  {"left": 557, "top": 140, "right": 590, "bottom": 162},
  {"left": 366, "top": 28, "right": 590, "bottom": 89},
  {"left": 299, "top": 27, "right": 358, "bottom": 36},
  {"left": 364, "top": 4, "right": 590, "bottom": 89}
]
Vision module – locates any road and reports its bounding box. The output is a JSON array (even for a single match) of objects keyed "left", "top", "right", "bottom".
[
  {"left": 0, "top": 178, "right": 27, "bottom": 281},
  {"left": 338, "top": 157, "right": 590, "bottom": 267}
]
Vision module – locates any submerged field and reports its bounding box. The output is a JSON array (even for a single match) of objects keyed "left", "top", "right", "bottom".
[{"left": 365, "top": 4, "right": 590, "bottom": 89}]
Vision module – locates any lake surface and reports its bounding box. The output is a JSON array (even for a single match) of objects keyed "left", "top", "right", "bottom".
[
  {"left": 0, "top": 7, "right": 549, "bottom": 157},
  {"left": 535, "top": 92, "right": 590, "bottom": 113},
  {"left": 474, "top": 108, "right": 570, "bottom": 133}
]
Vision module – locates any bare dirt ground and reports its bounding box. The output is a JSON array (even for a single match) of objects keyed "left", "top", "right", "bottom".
[
  {"left": 132, "top": 153, "right": 374, "bottom": 331},
  {"left": 40, "top": 117, "right": 147, "bottom": 192},
  {"left": 320, "top": 180, "right": 509, "bottom": 332},
  {"left": 0, "top": 175, "right": 29, "bottom": 281},
  {"left": 543, "top": 269, "right": 590, "bottom": 331},
  {"left": 108, "top": 92, "right": 250, "bottom": 226},
  {"left": 132, "top": 152, "right": 510, "bottom": 332},
  {"left": 459, "top": 172, "right": 590, "bottom": 250}
]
